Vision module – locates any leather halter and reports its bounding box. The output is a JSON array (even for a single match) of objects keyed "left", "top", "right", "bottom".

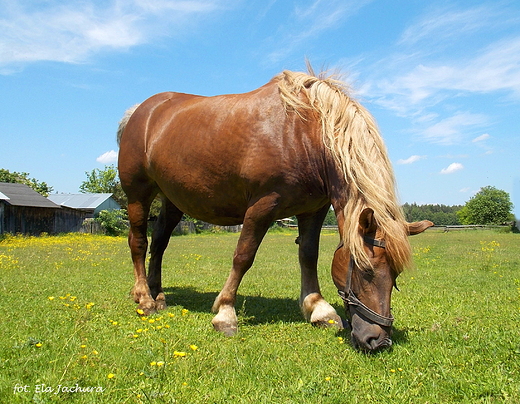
[{"left": 337, "top": 236, "right": 395, "bottom": 328}]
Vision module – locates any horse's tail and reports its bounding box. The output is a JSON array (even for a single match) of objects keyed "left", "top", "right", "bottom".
[{"left": 117, "top": 104, "right": 141, "bottom": 145}]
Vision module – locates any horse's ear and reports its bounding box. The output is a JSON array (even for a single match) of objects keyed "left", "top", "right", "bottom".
[
  {"left": 359, "top": 208, "right": 377, "bottom": 234},
  {"left": 408, "top": 220, "right": 434, "bottom": 235}
]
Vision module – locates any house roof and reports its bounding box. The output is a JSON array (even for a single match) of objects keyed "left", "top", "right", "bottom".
[
  {"left": 0, "top": 182, "right": 59, "bottom": 208},
  {"left": 47, "top": 193, "right": 115, "bottom": 210}
]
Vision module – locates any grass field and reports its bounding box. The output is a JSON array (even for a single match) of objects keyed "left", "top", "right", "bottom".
[{"left": 1, "top": 229, "right": 519, "bottom": 403}]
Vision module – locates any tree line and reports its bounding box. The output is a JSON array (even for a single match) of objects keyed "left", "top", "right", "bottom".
[{"left": 402, "top": 203, "right": 462, "bottom": 226}]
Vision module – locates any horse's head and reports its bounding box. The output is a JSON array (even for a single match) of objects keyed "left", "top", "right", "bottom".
[{"left": 332, "top": 208, "right": 432, "bottom": 352}]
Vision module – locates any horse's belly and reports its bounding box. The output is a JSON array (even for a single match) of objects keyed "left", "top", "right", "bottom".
[{"left": 156, "top": 177, "right": 249, "bottom": 225}]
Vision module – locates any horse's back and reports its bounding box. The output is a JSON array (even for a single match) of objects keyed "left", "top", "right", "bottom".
[{"left": 118, "top": 80, "right": 329, "bottom": 224}]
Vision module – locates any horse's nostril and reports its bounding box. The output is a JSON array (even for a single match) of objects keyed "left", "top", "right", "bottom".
[{"left": 367, "top": 336, "right": 392, "bottom": 352}]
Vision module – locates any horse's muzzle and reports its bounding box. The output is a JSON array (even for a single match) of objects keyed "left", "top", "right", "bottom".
[{"left": 349, "top": 313, "right": 393, "bottom": 352}]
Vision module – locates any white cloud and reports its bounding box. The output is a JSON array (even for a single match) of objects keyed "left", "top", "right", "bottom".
[
  {"left": 0, "top": 0, "right": 229, "bottom": 71},
  {"left": 440, "top": 163, "right": 464, "bottom": 175},
  {"left": 96, "top": 150, "right": 118, "bottom": 164},
  {"left": 420, "top": 112, "right": 488, "bottom": 145},
  {"left": 397, "top": 155, "right": 425, "bottom": 165},
  {"left": 398, "top": 4, "right": 503, "bottom": 47},
  {"left": 472, "top": 133, "right": 490, "bottom": 143},
  {"left": 349, "top": 5, "right": 520, "bottom": 148}
]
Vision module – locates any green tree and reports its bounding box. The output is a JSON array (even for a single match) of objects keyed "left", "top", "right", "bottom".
[
  {"left": 80, "top": 165, "right": 127, "bottom": 208},
  {"left": 457, "top": 186, "right": 514, "bottom": 225},
  {"left": 80, "top": 165, "right": 164, "bottom": 217},
  {"left": 95, "top": 209, "right": 128, "bottom": 236},
  {"left": 0, "top": 168, "right": 53, "bottom": 196}
]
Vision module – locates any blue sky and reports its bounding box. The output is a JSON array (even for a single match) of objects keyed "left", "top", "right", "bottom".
[{"left": 1, "top": 0, "right": 519, "bottom": 217}]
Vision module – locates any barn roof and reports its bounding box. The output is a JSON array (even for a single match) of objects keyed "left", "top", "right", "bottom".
[
  {"left": 47, "top": 193, "right": 115, "bottom": 210},
  {"left": 0, "top": 182, "right": 59, "bottom": 208}
]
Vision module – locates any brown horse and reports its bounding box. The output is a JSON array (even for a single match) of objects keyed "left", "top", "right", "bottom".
[{"left": 117, "top": 69, "right": 432, "bottom": 352}]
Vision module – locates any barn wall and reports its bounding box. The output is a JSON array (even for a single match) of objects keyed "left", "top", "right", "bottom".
[
  {"left": 0, "top": 203, "right": 89, "bottom": 235},
  {"left": 94, "top": 199, "right": 120, "bottom": 216},
  {"left": 53, "top": 207, "right": 89, "bottom": 233},
  {"left": 0, "top": 203, "right": 55, "bottom": 235}
]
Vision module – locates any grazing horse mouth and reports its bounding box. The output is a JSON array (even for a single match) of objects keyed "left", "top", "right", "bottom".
[{"left": 351, "top": 333, "right": 393, "bottom": 353}]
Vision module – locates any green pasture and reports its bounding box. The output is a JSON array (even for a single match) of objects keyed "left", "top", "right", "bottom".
[{"left": 0, "top": 229, "right": 519, "bottom": 403}]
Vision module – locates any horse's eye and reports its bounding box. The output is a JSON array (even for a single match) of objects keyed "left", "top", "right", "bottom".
[{"left": 361, "top": 268, "right": 375, "bottom": 281}]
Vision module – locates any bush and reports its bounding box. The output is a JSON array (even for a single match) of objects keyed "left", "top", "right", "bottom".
[{"left": 95, "top": 209, "right": 128, "bottom": 236}]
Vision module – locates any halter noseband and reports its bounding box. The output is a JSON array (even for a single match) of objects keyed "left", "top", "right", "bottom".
[{"left": 337, "top": 236, "right": 395, "bottom": 328}]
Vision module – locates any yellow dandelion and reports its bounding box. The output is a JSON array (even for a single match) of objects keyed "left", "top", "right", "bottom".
[
  {"left": 148, "top": 319, "right": 155, "bottom": 324},
  {"left": 168, "top": 313, "right": 175, "bottom": 318},
  {"left": 173, "top": 351, "right": 187, "bottom": 358},
  {"left": 327, "top": 319, "right": 336, "bottom": 324},
  {"left": 107, "top": 373, "right": 115, "bottom": 379},
  {"left": 150, "top": 361, "right": 157, "bottom": 366},
  {"left": 132, "top": 334, "right": 139, "bottom": 338},
  {"left": 48, "top": 296, "right": 55, "bottom": 301},
  {"left": 325, "top": 377, "right": 331, "bottom": 382},
  {"left": 92, "top": 350, "right": 99, "bottom": 355},
  {"left": 189, "top": 345, "right": 198, "bottom": 351},
  {"left": 81, "top": 355, "right": 88, "bottom": 360},
  {"left": 80, "top": 344, "right": 86, "bottom": 348},
  {"left": 181, "top": 309, "right": 189, "bottom": 316},
  {"left": 136, "top": 309, "right": 145, "bottom": 315},
  {"left": 390, "top": 369, "right": 396, "bottom": 373},
  {"left": 35, "top": 343, "right": 43, "bottom": 348},
  {"left": 156, "top": 361, "right": 165, "bottom": 367}
]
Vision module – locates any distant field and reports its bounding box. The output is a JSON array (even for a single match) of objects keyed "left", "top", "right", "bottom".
[{"left": 1, "top": 229, "right": 519, "bottom": 403}]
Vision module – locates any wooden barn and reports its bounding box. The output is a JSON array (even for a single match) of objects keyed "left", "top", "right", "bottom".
[{"left": 0, "top": 183, "right": 88, "bottom": 235}]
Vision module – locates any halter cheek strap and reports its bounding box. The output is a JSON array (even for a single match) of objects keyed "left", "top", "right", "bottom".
[{"left": 338, "top": 236, "right": 395, "bottom": 328}]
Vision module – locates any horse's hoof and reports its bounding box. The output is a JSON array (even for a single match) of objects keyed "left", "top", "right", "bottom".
[
  {"left": 212, "top": 320, "right": 238, "bottom": 337},
  {"left": 211, "top": 308, "right": 238, "bottom": 336},
  {"left": 152, "top": 292, "right": 167, "bottom": 311},
  {"left": 155, "top": 299, "right": 167, "bottom": 311},
  {"left": 137, "top": 301, "right": 157, "bottom": 316},
  {"left": 312, "top": 314, "right": 344, "bottom": 329}
]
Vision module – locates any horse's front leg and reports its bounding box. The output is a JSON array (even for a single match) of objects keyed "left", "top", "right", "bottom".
[
  {"left": 297, "top": 206, "right": 343, "bottom": 328},
  {"left": 211, "top": 195, "right": 278, "bottom": 336}
]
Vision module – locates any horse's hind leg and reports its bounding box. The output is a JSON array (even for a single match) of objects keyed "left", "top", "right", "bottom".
[
  {"left": 297, "top": 205, "right": 343, "bottom": 328},
  {"left": 127, "top": 183, "right": 158, "bottom": 315},
  {"left": 148, "top": 196, "right": 183, "bottom": 311}
]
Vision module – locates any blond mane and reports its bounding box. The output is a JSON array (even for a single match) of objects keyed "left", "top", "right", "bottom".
[{"left": 277, "top": 69, "right": 411, "bottom": 273}]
